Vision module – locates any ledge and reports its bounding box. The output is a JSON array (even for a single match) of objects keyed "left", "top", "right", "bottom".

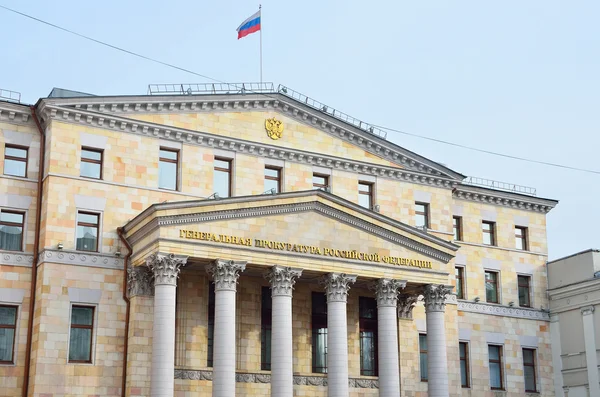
[
  {"left": 458, "top": 300, "right": 549, "bottom": 321},
  {"left": 0, "top": 250, "right": 34, "bottom": 267},
  {"left": 38, "top": 249, "right": 124, "bottom": 270}
]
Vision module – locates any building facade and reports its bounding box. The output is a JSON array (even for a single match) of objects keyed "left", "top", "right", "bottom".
[
  {"left": 548, "top": 249, "right": 600, "bottom": 397},
  {"left": 0, "top": 84, "right": 558, "bottom": 397}
]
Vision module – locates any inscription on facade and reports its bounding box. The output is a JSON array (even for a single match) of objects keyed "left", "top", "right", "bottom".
[{"left": 179, "top": 230, "right": 433, "bottom": 269}]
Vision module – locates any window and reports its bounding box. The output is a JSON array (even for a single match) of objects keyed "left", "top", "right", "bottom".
[
  {"left": 3, "top": 145, "right": 27, "bottom": 177},
  {"left": 482, "top": 221, "right": 496, "bottom": 246},
  {"left": 415, "top": 202, "right": 429, "bottom": 228},
  {"left": 518, "top": 275, "right": 531, "bottom": 307},
  {"left": 459, "top": 342, "right": 470, "bottom": 388},
  {"left": 485, "top": 271, "right": 499, "bottom": 303},
  {"left": 264, "top": 167, "right": 281, "bottom": 194},
  {"left": 359, "top": 297, "right": 378, "bottom": 376},
  {"left": 80, "top": 147, "right": 103, "bottom": 179},
  {"left": 453, "top": 216, "right": 463, "bottom": 241},
  {"left": 0, "top": 210, "right": 24, "bottom": 251},
  {"left": 455, "top": 267, "right": 465, "bottom": 299},
  {"left": 313, "top": 173, "right": 329, "bottom": 190},
  {"left": 158, "top": 148, "right": 179, "bottom": 190},
  {"left": 358, "top": 182, "right": 373, "bottom": 209},
  {"left": 0, "top": 305, "right": 17, "bottom": 364},
  {"left": 515, "top": 226, "right": 528, "bottom": 250},
  {"left": 488, "top": 345, "right": 504, "bottom": 390},
  {"left": 312, "top": 292, "right": 327, "bottom": 373},
  {"left": 69, "top": 305, "right": 94, "bottom": 363},
  {"left": 523, "top": 348, "right": 537, "bottom": 392},
  {"left": 207, "top": 282, "right": 215, "bottom": 367},
  {"left": 261, "top": 287, "right": 272, "bottom": 370},
  {"left": 214, "top": 158, "right": 232, "bottom": 198},
  {"left": 76, "top": 212, "right": 99, "bottom": 252},
  {"left": 419, "top": 334, "right": 428, "bottom": 381}
]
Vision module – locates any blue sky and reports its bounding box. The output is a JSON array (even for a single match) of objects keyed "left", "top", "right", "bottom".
[{"left": 1, "top": 1, "right": 598, "bottom": 260}]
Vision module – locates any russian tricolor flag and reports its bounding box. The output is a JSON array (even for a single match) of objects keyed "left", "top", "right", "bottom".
[{"left": 236, "top": 10, "right": 261, "bottom": 39}]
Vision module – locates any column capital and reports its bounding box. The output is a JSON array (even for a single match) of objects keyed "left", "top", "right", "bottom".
[
  {"left": 320, "top": 273, "right": 357, "bottom": 303},
  {"left": 397, "top": 293, "right": 419, "bottom": 319},
  {"left": 127, "top": 265, "right": 154, "bottom": 297},
  {"left": 423, "top": 284, "right": 453, "bottom": 313},
  {"left": 370, "top": 278, "right": 406, "bottom": 307},
  {"left": 206, "top": 259, "right": 247, "bottom": 291},
  {"left": 265, "top": 265, "right": 302, "bottom": 297},
  {"left": 581, "top": 306, "right": 595, "bottom": 316},
  {"left": 146, "top": 252, "right": 188, "bottom": 286}
]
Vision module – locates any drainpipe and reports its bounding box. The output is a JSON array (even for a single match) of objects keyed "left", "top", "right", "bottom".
[
  {"left": 117, "top": 227, "right": 132, "bottom": 397},
  {"left": 22, "top": 105, "right": 45, "bottom": 397}
]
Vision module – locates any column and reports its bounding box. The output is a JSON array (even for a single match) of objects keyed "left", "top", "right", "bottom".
[
  {"left": 206, "top": 259, "right": 247, "bottom": 397},
  {"left": 371, "top": 279, "right": 406, "bottom": 397},
  {"left": 320, "top": 273, "right": 357, "bottom": 397},
  {"left": 581, "top": 306, "right": 600, "bottom": 396},
  {"left": 549, "top": 314, "right": 565, "bottom": 397},
  {"left": 147, "top": 253, "right": 188, "bottom": 397},
  {"left": 266, "top": 266, "right": 303, "bottom": 397},
  {"left": 423, "top": 284, "right": 452, "bottom": 397}
]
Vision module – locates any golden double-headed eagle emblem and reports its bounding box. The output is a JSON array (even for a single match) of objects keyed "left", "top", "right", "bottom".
[{"left": 265, "top": 117, "right": 284, "bottom": 140}]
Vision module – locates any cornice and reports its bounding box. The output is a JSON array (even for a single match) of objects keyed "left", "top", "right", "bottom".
[
  {"left": 0, "top": 101, "right": 31, "bottom": 124},
  {"left": 453, "top": 184, "right": 557, "bottom": 214},
  {"left": 458, "top": 300, "right": 550, "bottom": 321},
  {"left": 37, "top": 248, "right": 123, "bottom": 269},
  {"left": 0, "top": 251, "right": 34, "bottom": 267}
]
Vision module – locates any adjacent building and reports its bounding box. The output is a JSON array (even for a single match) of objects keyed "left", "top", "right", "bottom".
[{"left": 0, "top": 83, "right": 558, "bottom": 396}]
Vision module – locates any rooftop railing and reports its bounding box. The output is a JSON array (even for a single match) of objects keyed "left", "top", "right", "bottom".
[
  {"left": 0, "top": 88, "right": 21, "bottom": 103},
  {"left": 463, "top": 176, "right": 537, "bottom": 196}
]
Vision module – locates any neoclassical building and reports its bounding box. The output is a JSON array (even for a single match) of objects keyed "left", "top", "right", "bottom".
[{"left": 0, "top": 84, "right": 558, "bottom": 397}]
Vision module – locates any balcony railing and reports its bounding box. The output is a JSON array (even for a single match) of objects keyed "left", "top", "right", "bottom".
[
  {"left": 463, "top": 176, "right": 536, "bottom": 196},
  {"left": 0, "top": 88, "right": 21, "bottom": 103}
]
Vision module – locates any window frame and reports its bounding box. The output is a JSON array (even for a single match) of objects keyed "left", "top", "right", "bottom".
[
  {"left": 68, "top": 305, "right": 95, "bottom": 364},
  {"left": 518, "top": 275, "right": 532, "bottom": 308},
  {"left": 158, "top": 147, "right": 179, "bottom": 191},
  {"left": 0, "top": 304, "right": 18, "bottom": 364},
  {"left": 515, "top": 226, "right": 529, "bottom": 251},
  {"left": 264, "top": 166, "right": 282, "bottom": 194},
  {"left": 358, "top": 181, "right": 374, "bottom": 210},
  {"left": 482, "top": 221, "right": 496, "bottom": 246},
  {"left": 76, "top": 211, "right": 100, "bottom": 253},
  {"left": 80, "top": 147, "right": 103, "bottom": 180},
  {"left": 3, "top": 144, "right": 28, "bottom": 178},
  {"left": 419, "top": 333, "right": 428, "bottom": 382},
  {"left": 311, "top": 292, "right": 328, "bottom": 374},
  {"left": 485, "top": 270, "right": 500, "bottom": 304},
  {"left": 453, "top": 216, "right": 463, "bottom": 241},
  {"left": 455, "top": 266, "right": 466, "bottom": 300},
  {"left": 358, "top": 296, "right": 378, "bottom": 376},
  {"left": 415, "top": 202, "right": 430, "bottom": 229},
  {"left": 312, "top": 173, "right": 329, "bottom": 190},
  {"left": 214, "top": 157, "right": 233, "bottom": 198},
  {"left": 459, "top": 341, "right": 470, "bottom": 388},
  {"left": 522, "top": 348, "right": 537, "bottom": 393},
  {"left": 260, "top": 286, "right": 272, "bottom": 371},
  {"left": 488, "top": 344, "right": 504, "bottom": 390},
  {"left": 0, "top": 209, "right": 25, "bottom": 252}
]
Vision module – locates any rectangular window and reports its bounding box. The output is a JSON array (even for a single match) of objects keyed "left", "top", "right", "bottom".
[
  {"left": 3, "top": 145, "right": 28, "bottom": 178},
  {"left": 359, "top": 297, "right": 378, "bottom": 376},
  {"left": 453, "top": 216, "right": 463, "bottom": 241},
  {"left": 459, "top": 342, "right": 470, "bottom": 388},
  {"left": 358, "top": 182, "right": 373, "bottom": 209},
  {"left": 261, "top": 286, "right": 272, "bottom": 371},
  {"left": 207, "top": 282, "right": 215, "bottom": 367},
  {"left": 0, "top": 305, "right": 17, "bottom": 364},
  {"left": 523, "top": 348, "right": 537, "bottom": 392},
  {"left": 313, "top": 173, "right": 329, "bottom": 190},
  {"left": 68, "top": 305, "right": 94, "bottom": 363},
  {"left": 485, "top": 271, "right": 499, "bottom": 303},
  {"left": 488, "top": 345, "right": 504, "bottom": 390},
  {"left": 0, "top": 210, "right": 24, "bottom": 251},
  {"left": 419, "top": 334, "right": 428, "bottom": 381},
  {"left": 264, "top": 167, "right": 281, "bottom": 194},
  {"left": 415, "top": 202, "right": 429, "bottom": 228},
  {"left": 515, "top": 226, "right": 528, "bottom": 250},
  {"left": 518, "top": 275, "right": 531, "bottom": 307},
  {"left": 312, "top": 292, "right": 327, "bottom": 373},
  {"left": 214, "top": 158, "right": 232, "bottom": 198},
  {"left": 158, "top": 148, "right": 179, "bottom": 190},
  {"left": 76, "top": 212, "right": 99, "bottom": 252},
  {"left": 482, "top": 221, "right": 496, "bottom": 246},
  {"left": 455, "top": 267, "right": 465, "bottom": 299},
  {"left": 80, "top": 147, "right": 103, "bottom": 179}
]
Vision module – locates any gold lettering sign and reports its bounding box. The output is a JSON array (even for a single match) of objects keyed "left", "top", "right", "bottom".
[
  {"left": 179, "top": 229, "right": 432, "bottom": 269},
  {"left": 265, "top": 117, "right": 284, "bottom": 140}
]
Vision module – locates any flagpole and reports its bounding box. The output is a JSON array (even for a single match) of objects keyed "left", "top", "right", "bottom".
[{"left": 259, "top": 4, "right": 263, "bottom": 84}]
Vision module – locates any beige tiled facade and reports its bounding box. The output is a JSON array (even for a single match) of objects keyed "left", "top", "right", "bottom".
[{"left": 0, "top": 90, "right": 557, "bottom": 397}]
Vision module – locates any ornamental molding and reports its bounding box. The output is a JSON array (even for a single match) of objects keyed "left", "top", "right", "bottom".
[
  {"left": 453, "top": 184, "right": 557, "bottom": 214},
  {"left": 127, "top": 265, "right": 154, "bottom": 297},
  {"left": 206, "top": 259, "right": 247, "bottom": 291},
  {"left": 127, "top": 198, "right": 456, "bottom": 263},
  {"left": 146, "top": 252, "right": 188, "bottom": 286},
  {"left": 397, "top": 293, "right": 419, "bottom": 319},
  {"left": 581, "top": 306, "right": 595, "bottom": 316},
  {"left": 457, "top": 300, "right": 550, "bottom": 321},
  {"left": 265, "top": 265, "right": 302, "bottom": 297},
  {"left": 0, "top": 102, "right": 31, "bottom": 124},
  {"left": 370, "top": 278, "right": 406, "bottom": 307},
  {"left": 0, "top": 251, "right": 34, "bottom": 267},
  {"left": 423, "top": 284, "right": 453, "bottom": 313},
  {"left": 320, "top": 273, "right": 357, "bottom": 303},
  {"left": 37, "top": 249, "right": 123, "bottom": 269},
  {"left": 173, "top": 370, "right": 378, "bottom": 388}
]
